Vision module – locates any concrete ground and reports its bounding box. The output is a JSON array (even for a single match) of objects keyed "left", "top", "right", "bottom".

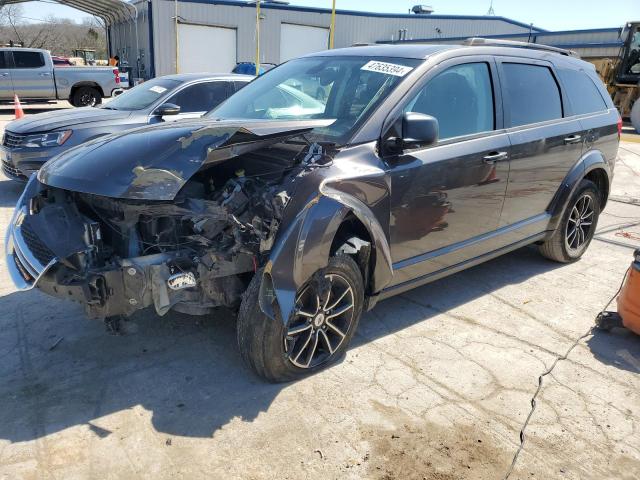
[{"left": 0, "top": 105, "right": 639, "bottom": 480}]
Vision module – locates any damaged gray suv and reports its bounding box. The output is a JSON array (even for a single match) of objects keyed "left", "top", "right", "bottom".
[{"left": 6, "top": 42, "right": 620, "bottom": 382}]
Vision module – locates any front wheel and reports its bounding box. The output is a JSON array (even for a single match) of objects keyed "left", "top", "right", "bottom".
[
  {"left": 237, "top": 255, "right": 364, "bottom": 382},
  {"left": 539, "top": 179, "right": 601, "bottom": 263}
]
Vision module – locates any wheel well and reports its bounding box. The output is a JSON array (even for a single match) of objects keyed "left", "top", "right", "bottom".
[
  {"left": 70, "top": 83, "right": 104, "bottom": 98},
  {"left": 584, "top": 168, "right": 609, "bottom": 210},
  {"left": 330, "top": 213, "right": 374, "bottom": 294}
]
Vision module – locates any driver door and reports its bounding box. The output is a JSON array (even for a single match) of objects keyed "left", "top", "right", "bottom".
[{"left": 386, "top": 57, "right": 511, "bottom": 286}]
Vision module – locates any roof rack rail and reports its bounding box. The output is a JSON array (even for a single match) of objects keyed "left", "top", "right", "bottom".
[{"left": 463, "top": 37, "right": 579, "bottom": 57}]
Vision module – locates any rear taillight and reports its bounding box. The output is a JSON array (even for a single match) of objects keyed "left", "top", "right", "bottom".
[
  {"left": 617, "top": 116, "right": 623, "bottom": 137},
  {"left": 113, "top": 68, "right": 120, "bottom": 84}
]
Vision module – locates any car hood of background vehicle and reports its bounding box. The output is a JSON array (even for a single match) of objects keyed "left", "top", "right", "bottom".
[
  {"left": 6, "top": 107, "right": 132, "bottom": 134},
  {"left": 38, "top": 118, "right": 333, "bottom": 201}
]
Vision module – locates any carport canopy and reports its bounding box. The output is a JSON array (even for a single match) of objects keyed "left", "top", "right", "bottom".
[{"left": 1, "top": 0, "right": 135, "bottom": 25}]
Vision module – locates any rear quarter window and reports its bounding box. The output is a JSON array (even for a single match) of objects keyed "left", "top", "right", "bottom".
[
  {"left": 557, "top": 68, "right": 608, "bottom": 115},
  {"left": 502, "top": 63, "right": 562, "bottom": 127},
  {"left": 12, "top": 51, "right": 45, "bottom": 69}
]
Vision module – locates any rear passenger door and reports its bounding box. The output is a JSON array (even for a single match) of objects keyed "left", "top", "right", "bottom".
[
  {"left": 8, "top": 50, "right": 56, "bottom": 99},
  {"left": 497, "top": 58, "right": 584, "bottom": 230}
]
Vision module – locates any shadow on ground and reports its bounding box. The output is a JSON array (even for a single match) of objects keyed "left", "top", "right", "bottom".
[
  {"left": 0, "top": 244, "right": 567, "bottom": 444},
  {"left": 587, "top": 328, "right": 640, "bottom": 374}
]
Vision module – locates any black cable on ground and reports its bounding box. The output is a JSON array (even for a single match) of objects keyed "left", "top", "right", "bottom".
[{"left": 503, "top": 267, "right": 631, "bottom": 479}]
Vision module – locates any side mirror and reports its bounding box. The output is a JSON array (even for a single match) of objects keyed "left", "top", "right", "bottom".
[
  {"left": 402, "top": 112, "right": 439, "bottom": 149},
  {"left": 154, "top": 103, "right": 181, "bottom": 116}
]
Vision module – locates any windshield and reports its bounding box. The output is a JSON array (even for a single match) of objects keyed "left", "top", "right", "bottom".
[
  {"left": 101, "top": 78, "right": 182, "bottom": 111},
  {"left": 209, "top": 56, "right": 420, "bottom": 143}
]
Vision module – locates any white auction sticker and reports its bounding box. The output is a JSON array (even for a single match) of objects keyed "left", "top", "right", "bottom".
[
  {"left": 149, "top": 85, "right": 167, "bottom": 94},
  {"left": 361, "top": 60, "right": 413, "bottom": 77}
]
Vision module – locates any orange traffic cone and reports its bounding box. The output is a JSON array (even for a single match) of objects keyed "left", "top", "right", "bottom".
[{"left": 14, "top": 94, "right": 24, "bottom": 120}]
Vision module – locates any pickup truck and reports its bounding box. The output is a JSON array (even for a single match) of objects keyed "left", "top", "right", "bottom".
[{"left": 0, "top": 48, "right": 122, "bottom": 107}]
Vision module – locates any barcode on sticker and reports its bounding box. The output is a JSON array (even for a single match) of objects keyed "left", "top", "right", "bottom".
[{"left": 361, "top": 61, "right": 413, "bottom": 77}]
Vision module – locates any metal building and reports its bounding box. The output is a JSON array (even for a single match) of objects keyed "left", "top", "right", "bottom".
[
  {"left": 381, "top": 27, "right": 625, "bottom": 59},
  {"left": 109, "top": 0, "right": 543, "bottom": 79}
]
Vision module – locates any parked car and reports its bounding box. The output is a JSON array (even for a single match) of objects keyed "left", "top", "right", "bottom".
[
  {"left": 6, "top": 43, "right": 620, "bottom": 382},
  {"left": 1, "top": 73, "right": 252, "bottom": 181},
  {"left": 232, "top": 62, "right": 277, "bottom": 75},
  {"left": 0, "top": 47, "right": 121, "bottom": 107}
]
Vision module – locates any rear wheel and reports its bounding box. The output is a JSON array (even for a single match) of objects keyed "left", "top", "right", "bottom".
[
  {"left": 71, "top": 87, "right": 102, "bottom": 107},
  {"left": 237, "top": 255, "right": 364, "bottom": 382},
  {"left": 539, "top": 179, "right": 600, "bottom": 263}
]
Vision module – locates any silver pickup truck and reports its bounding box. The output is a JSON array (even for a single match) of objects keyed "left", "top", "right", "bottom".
[{"left": 0, "top": 48, "right": 122, "bottom": 107}]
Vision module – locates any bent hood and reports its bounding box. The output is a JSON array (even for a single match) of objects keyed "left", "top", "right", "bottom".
[
  {"left": 38, "top": 118, "right": 333, "bottom": 201},
  {"left": 7, "top": 107, "right": 132, "bottom": 134}
]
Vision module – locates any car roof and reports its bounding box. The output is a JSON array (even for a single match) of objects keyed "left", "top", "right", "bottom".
[
  {"left": 158, "top": 73, "right": 254, "bottom": 82},
  {"left": 303, "top": 43, "right": 594, "bottom": 68},
  {"left": 305, "top": 44, "right": 459, "bottom": 59}
]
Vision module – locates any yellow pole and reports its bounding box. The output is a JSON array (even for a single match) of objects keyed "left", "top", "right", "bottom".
[
  {"left": 329, "top": 0, "right": 336, "bottom": 49},
  {"left": 175, "top": 0, "right": 179, "bottom": 73},
  {"left": 255, "top": 1, "right": 261, "bottom": 76}
]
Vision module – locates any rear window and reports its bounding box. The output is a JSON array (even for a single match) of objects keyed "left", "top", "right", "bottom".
[
  {"left": 503, "top": 63, "right": 562, "bottom": 127},
  {"left": 558, "top": 68, "right": 608, "bottom": 115},
  {"left": 12, "top": 51, "right": 45, "bottom": 68}
]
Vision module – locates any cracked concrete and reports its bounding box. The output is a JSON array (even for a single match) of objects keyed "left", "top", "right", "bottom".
[{"left": 0, "top": 104, "right": 639, "bottom": 479}]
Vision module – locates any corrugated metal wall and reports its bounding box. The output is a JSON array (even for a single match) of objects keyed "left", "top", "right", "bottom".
[
  {"left": 110, "top": 0, "right": 151, "bottom": 80},
  {"left": 143, "top": 0, "right": 537, "bottom": 77},
  {"left": 393, "top": 28, "right": 624, "bottom": 59}
]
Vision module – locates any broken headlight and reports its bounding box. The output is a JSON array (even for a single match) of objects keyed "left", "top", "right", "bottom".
[{"left": 23, "top": 130, "right": 73, "bottom": 148}]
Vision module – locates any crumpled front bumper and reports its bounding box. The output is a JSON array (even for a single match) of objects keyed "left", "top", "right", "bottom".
[{"left": 5, "top": 176, "right": 58, "bottom": 290}]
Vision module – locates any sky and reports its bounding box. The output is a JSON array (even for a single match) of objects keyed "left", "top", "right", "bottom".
[{"left": 17, "top": 0, "right": 637, "bottom": 31}]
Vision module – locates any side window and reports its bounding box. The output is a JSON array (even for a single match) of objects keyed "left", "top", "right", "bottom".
[
  {"left": 12, "top": 51, "right": 45, "bottom": 69},
  {"left": 557, "top": 68, "right": 608, "bottom": 115},
  {"left": 167, "top": 82, "right": 229, "bottom": 113},
  {"left": 502, "top": 63, "right": 562, "bottom": 127},
  {"left": 233, "top": 81, "right": 248, "bottom": 92},
  {"left": 404, "top": 62, "right": 495, "bottom": 140}
]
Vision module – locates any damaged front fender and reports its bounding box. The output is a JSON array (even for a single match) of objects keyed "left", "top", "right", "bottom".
[{"left": 261, "top": 144, "right": 394, "bottom": 324}]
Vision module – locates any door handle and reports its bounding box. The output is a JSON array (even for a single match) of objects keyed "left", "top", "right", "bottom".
[
  {"left": 0, "top": 72, "right": 9, "bottom": 77},
  {"left": 564, "top": 134, "right": 583, "bottom": 145},
  {"left": 39, "top": 72, "right": 52, "bottom": 77},
  {"left": 482, "top": 151, "right": 509, "bottom": 164}
]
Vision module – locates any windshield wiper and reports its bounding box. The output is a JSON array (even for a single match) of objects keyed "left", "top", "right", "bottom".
[{"left": 101, "top": 106, "right": 118, "bottom": 110}]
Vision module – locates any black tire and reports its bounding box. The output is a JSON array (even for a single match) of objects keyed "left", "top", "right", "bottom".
[
  {"left": 539, "top": 179, "right": 600, "bottom": 263},
  {"left": 71, "top": 87, "right": 102, "bottom": 107},
  {"left": 237, "top": 255, "right": 364, "bottom": 383}
]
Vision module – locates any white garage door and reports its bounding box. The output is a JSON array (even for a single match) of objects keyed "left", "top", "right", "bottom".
[
  {"left": 280, "top": 24, "right": 329, "bottom": 63},
  {"left": 178, "top": 24, "right": 236, "bottom": 73}
]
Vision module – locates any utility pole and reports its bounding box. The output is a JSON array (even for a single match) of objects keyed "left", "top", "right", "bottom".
[
  {"left": 329, "top": 0, "right": 336, "bottom": 49},
  {"left": 255, "top": 0, "right": 261, "bottom": 75},
  {"left": 175, "top": 0, "right": 179, "bottom": 73}
]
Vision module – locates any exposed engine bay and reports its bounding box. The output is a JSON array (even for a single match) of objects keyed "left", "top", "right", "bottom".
[{"left": 18, "top": 138, "right": 333, "bottom": 320}]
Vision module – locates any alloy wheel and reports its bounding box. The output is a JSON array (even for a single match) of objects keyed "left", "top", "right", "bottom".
[
  {"left": 566, "top": 193, "right": 595, "bottom": 251},
  {"left": 284, "top": 273, "right": 355, "bottom": 369}
]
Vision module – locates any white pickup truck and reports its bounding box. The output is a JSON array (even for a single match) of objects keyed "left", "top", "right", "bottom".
[{"left": 0, "top": 48, "right": 122, "bottom": 107}]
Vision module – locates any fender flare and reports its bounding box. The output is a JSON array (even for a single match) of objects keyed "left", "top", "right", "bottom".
[
  {"left": 546, "top": 149, "right": 611, "bottom": 233},
  {"left": 259, "top": 192, "right": 393, "bottom": 325}
]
